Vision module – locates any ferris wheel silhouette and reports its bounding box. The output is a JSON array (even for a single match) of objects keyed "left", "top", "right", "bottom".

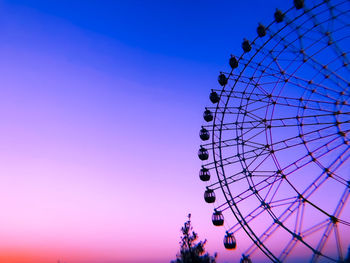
[{"left": 198, "top": 0, "right": 350, "bottom": 262}]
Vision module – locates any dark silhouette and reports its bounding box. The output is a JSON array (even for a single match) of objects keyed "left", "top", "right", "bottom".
[{"left": 171, "top": 214, "right": 217, "bottom": 263}]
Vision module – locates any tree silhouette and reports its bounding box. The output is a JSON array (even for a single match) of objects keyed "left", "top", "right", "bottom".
[{"left": 171, "top": 214, "right": 217, "bottom": 263}]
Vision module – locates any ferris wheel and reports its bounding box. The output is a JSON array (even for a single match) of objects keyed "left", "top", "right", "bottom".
[{"left": 198, "top": 0, "right": 350, "bottom": 262}]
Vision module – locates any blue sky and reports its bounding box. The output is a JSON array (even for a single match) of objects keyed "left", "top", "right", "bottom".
[{"left": 5, "top": 0, "right": 291, "bottom": 62}]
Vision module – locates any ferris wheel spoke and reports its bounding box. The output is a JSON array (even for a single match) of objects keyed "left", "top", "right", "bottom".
[
  {"left": 301, "top": 128, "right": 349, "bottom": 152},
  {"left": 220, "top": 87, "right": 342, "bottom": 106},
  {"left": 204, "top": 117, "right": 347, "bottom": 134},
  {"left": 268, "top": 25, "right": 349, "bottom": 94},
  {"left": 208, "top": 139, "right": 269, "bottom": 163},
  {"left": 256, "top": 190, "right": 338, "bottom": 259},
  {"left": 217, "top": 111, "right": 347, "bottom": 128},
  {"left": 269, "top": 196, "right": 297, "bottom": 207},
  {"left": 259, "top": 43, "right": 345, "bottom": 103},
  {"left": 278, "top": 173, "right": 331, "bottom": 221},
  {"left": 274, "top": 98, "right": 339, "bottom": 113},
  {"left": 319, "top": 143, "right": 350, "bottom": 185},
  {"left": 237, "top": 139, "right": 267, "bottom": 150},
  {"left": 211, "top": 145, "right": 265, "bottom": 166},
  {"left": 307, "top": 187, "right": 349, "bottom": 262},
  {"left": 229, "top": 173, "right": 283, "bottom": 205},
  {"left": 281, "top": 137, "right": 346, "bottom": 188},
  {"left": 269, "top": 126, "right": 341, "bottom": 157},
  {"left": 244, "top": 201, "right": 302, "bottom": 256},
  {"left": 239, "top": 102, "right": 275, "bottom": 117},
  {"left": 257, "top": 32, "right": 303, "bottom": 72},
  {"left": 333, "top": 186, "right": 350, "bottom": 223},
  {"left": 221, "top": 173, "right": 249, "bottom": 189},
  {"left": 302, "top": 219, "right": 329, "bottom": 238},
  {"left": 304, "top": 0, "right": 350, "bottom": 73},
  {"left": 237, "top": 105, "right": 269, "bottom": 123},
  {"left": 286, "top": 2, "right": 348, "bottom": 63},
  {"left": 299, "top": 170, "right": 329, "bottom": 201},
  {"left": 235, "top": 118, "right": 349, "bottom": 130},
  {"left": 309, "top": 134, "right": 350, "bottom": 176},
  {"left": 206, "top": 171, "right": 246, "bottom": 191},
  {"left": 229, "top": 205, "right": 265, "bottom": 234},
  {"left": 244, "top": 221, "right": 280, "bottom": 256},
  {"left": 263, "top": 174, "right": 285, "bottom": 203},
  {"left": 279, "top": 237, "right": 299, "bottom": 262},
  {"left": 246, "top": 195, "right": 334, "bottom": 261},
  {"left": 211, "top": 129, "right": 339, "bottom": 177},
  {"left": 334, "top": 223, "right": 344, "bottom": 261},
  {"left": 262, "top": 65, "right": 345, "bottom": 103},
  {"left": 239, "top": 127, "right": 268, "bottom": 145},
  {"left": 259, "top": 199, "right": 335, "bottom": 260},
  {"left": 243, "top": 149, "right": 277, "bottom": 176},
  {"left": 305, "top": 51, "right": 349, "bottom": 92},
  {"left": 295, "top": 199, "right": 306, "bottom": 234},
  {"left": 311, "top": 189, "right": 349, "bottom": 262},
  {"left": 240, "top": 60, "right": 349, "bottom": 99}
]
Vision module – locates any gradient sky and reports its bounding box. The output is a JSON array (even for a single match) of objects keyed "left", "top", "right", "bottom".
[{"left": 0, "top": 1, "right": 297, "bottom": 262}]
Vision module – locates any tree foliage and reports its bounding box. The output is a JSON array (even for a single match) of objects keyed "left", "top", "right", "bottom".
[{"left": 171, "top": 214, "right": 217, "bottom": 263}]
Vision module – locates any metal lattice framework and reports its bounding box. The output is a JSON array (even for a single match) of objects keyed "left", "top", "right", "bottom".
[{"left": 198, "top": 0, "right": 350, "bottom": 262}]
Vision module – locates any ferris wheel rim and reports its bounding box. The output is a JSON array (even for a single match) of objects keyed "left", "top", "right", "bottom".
[{"left": 200, "top": 0, "right": 350, "bottom": 262}]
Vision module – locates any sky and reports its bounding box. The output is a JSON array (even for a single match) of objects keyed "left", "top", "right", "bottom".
[{"left": 0, "top": 1, "right": 308, "bottom": 263}]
